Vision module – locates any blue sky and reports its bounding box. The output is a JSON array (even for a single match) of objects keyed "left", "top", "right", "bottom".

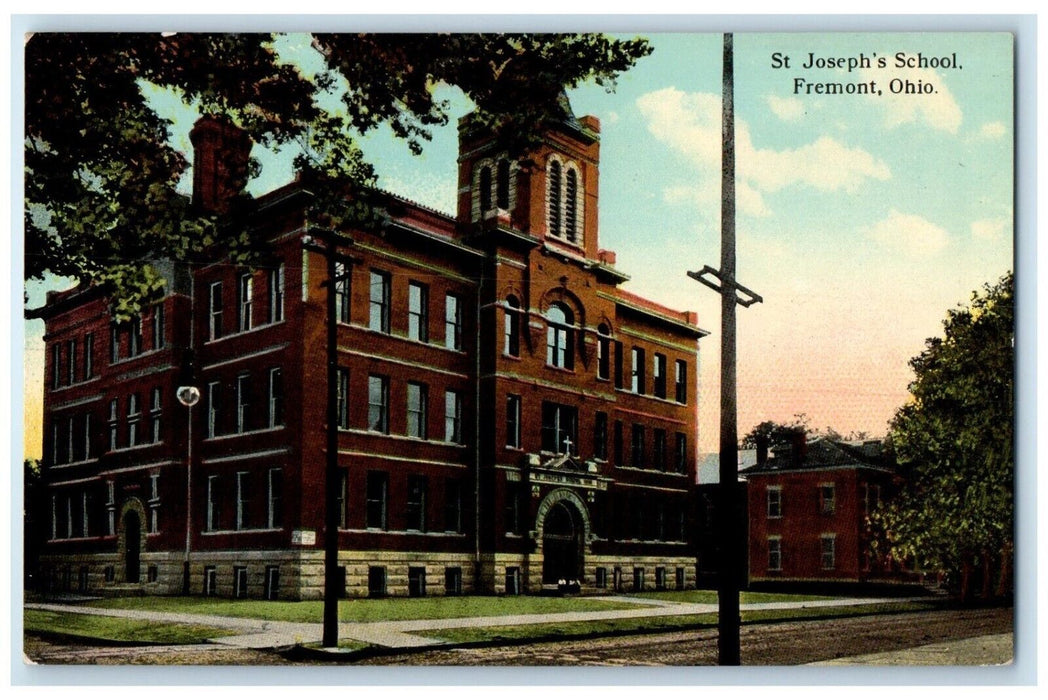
[{"left": 23, "top": 32, "right": 1014, "bottom": 456}]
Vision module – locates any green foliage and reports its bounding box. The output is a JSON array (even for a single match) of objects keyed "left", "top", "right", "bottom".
[
  {"left": 26, "top": 33, "right": 651, "bottom": 315},
  {"left": 24, "top": 609, "right": 233, "bottom": 644},
  {"left": 874, "top": 272, "right": 1014, "bottom": 591},
  {"left": 740, "top": 413, "right": 812, "bottom": 449}
]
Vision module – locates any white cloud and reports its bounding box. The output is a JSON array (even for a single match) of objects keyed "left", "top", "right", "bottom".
[
  {"left": 637, "top": 87, "right": 891, "bottom": 215},
  {"left": 867, "top": 210, "right": 950, "bottom": 257},
  {"left": 860, "top": 65, "right": 963, "bottom": 133},
  {"left": 978, "top": 121, "right": 1007, "bottom": 139},
  {"left": 971, "top": 217, "right": 1010, "bottom": 241},
  {"left": 766, "top": 95, "right": 805, "bottom": 122}
]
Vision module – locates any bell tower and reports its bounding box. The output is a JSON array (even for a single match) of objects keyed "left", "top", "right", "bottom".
[{"left": 456, "top": 94, "right": 603, "bottom": 260}]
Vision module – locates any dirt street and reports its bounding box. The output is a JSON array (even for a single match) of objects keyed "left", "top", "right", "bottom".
[{"left": 22, "top": 607, "right": 1012, "bottom": 667}]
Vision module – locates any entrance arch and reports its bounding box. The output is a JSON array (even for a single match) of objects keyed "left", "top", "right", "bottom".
[
  {"left": 124, "top": 511, "right": 141, "bottom": 583},
  {"left": 535, "top": 489, "right": 591, "bottom": 585}
]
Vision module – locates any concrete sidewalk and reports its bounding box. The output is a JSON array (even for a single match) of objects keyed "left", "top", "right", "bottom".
[
  {"left": 26, "top": 595, "right": 919, "bottom": 651},
  {"left": 809, "top": 633, "right": 1013, "bottom": 666}
]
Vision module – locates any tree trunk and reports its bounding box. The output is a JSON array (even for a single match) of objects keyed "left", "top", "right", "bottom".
[
  {"left": 959, "top": 556, "right": 972, "bottom": 603},
  {"left": 995, "top": 542, "right": 1013, "bottom": 598},
  {"left": 980, "top": 549, "right": 992, "bottom": 600}
]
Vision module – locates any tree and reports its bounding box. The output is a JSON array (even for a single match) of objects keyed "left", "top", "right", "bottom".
[
  {"left": 873, "top": 272, "right": 1014, "bottom": 601},
  {"left": 25, "top": 33, "right": 651, "bottom": 314},
  {"left": 740, "top": 413, "right": 812, "bottom": 449}
]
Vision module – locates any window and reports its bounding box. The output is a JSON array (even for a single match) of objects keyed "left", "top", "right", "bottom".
[
  {"left": 203, "top": 566, "right": 217, "bottom": 596},
  {"left": 820, "top": 484, "right": 836, "bottom": 515},
  {"left": 479, "top": 165, "right": 493, "bottom": 211},
  {"left": 547, "top": 159, "right": 562, "bottom": 235},
  {"left": 268, "top": 468, "right": 283, "bottom": 529},
  {"left": 127, "top": 393, "right": 140, "bottom": 447},
  {"left": 768, "top": 537, "right": 783, "bottom": 571},
  {"left": 235, "top": 471, "right": 250, "bottom": 530},
  {"left": 406, "top": 475, "right": 427, "bottom": 532},
  {"left": 564, "top": 167, "right": 578, "bottom": 242},
  {"left": 51, "top": 345, "right": 62, "bottom": 389},
  {"left": 336, "top": 367, "right": 349, "bottom": 429},
  {"left": 631, "top": 424, "right": 645, "bottom": 467},
  {"left": 206, "top": 476, "right": 220, "bottom": 531},
  {"left": 108, "top": 399, "right": 119, "bottom": 451},
  {"left": 505, "top": 567, "right": 522, "bottom": 595},
  {"left": 235, "top": 374, "right": 250, "bottom": 433},
  {"left": 445, "top": 567, "right": 463, "bottom": 595},
  {"left": 150, "top": 387, "right": 162, "bottom": 443},
  {"left": 541, "top": 401, "right": 578, "bottom": 454},
  {"left": 594, "top": 411, "right": 608, "bottom": 460},
  {"left": 82, "top": 491, "right": 92, "bottom": 537},
  {"left": 82, "top": 414, "right": 92, "bottom": 460},
  {"left": 129, "top": 317, "right": 143, "bottom": 357},
  {"left": 821, "top": 535, "right": 836, "bottom": 570},
  {"left": 368, "top": 375, "right": 389, "bottom": 433},
  {"left": 237, "top": 273, "right": 253, "bottom": 331},
  {"left": 268, "top": 368, "right": 284, "bottom": 428},
  {"left": 675, "top": 432, "right": 688, "bottom": 474},
  {"left": 365, "top": 471, "right": 388, "bottom": 530},
  {"left": 595, "top": 567, "right": 608, "bottom": 588},
  {"left": 408, "top": 567, "right": 427, "bottom": 597},
  {"left": 369, "top": 270, "right": 390, "bottom": 333},
  {"left": 207, "top": 381, "right": 221, "bottom": 438},
  {"left": 233, "top": 566, "right": 248, "bottom": 598},
  {"left": 83, "top": 332, "right": 94, "bottom": 378},
  {"left": 444, "top": 390, "right": 462, "bottom": 443},
  {"left": 545, "top": 303, "right": 574, "bottom": 369},
  {"left": 504, "top": 481, "right": 522, "bottom": 534},
  {"left": 675, "top": 359, "right": 688, "bottom": 404},
  {"left": 631, "top": 347, "right": 646, "bottom": 394},
  {"left": 335, "top": 261, "right": 351, "bottom": 323},
  {"left": 767, "top": 486, "right": 782, "bottom": 518},
  {"left": 633, "top": 567, "right": 645, "bottom": 592},
  {"left": 368, "top": 566, "right": 387, "bottom": 597},
  {"left": 445, "top": 293, "right": 462, "bottom": 350},
  {"left": 110, "top": 324, "right": 120, "bottom": 363},
  {"left": 209, "top": 282, "right": 223, "bottom": 340},
  {"left": 654, "top": 353, "right": 667, "bottom": 399},
  {"left": 613, "top": 420, "right": 624, "bottom": 465},
  {"left": 444, "top": 479, "right": 462, "bottom": 533},
  {"left": 338, "top": 473, "right": 348, "bottom": 528},
  {"left": 106, "top": 480, "right": 115, "bottom": 536},
  {"left": 408, "top": 281, "right": 429, "bottom": 342},
  {"left": 269, "top": 265, "right": 285, "bottom": 323},
  {"left": 504, "top": 296, "right": 521, "bottom": 357},
  {"left": 265, "top": 566, "right": 280, "bottom": 600},
  {"left": 655, "top": 567, "right": 667, "bottom": 591},
  {"left": 653, "top": 428, "right": 667, "bottom": 471},
  {"left": 596, "top": 325, "right": 611, "bottom": 380},
  {"left": 66, "top": 339, "right": 77, "bottom": 385},
  {"left": 496, "top": 158, "right": 511, "bottom": 210},
  {"left": 505, "top": 394, "right": 522, "bottom": 448},
  {"left": 406, "top": 382, "right": 428, "bottom": 439},
  {"left": 148, "top": 474, "right": 159, "bottom": 534},
  {"left": 863, "top": 483, "right": 882, "bottom": 516},
  {"left": 152, "top": 304, "right": 165, "bottom": 349},
  {"left": 676, "top": 567, "right": 686, "bottom": 591},
  {"left": 614, "top": 341, "right": 624, "bottom": 389}
]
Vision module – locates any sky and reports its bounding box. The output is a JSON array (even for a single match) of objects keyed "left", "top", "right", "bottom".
[{"left": 22, "top": 31, "right": 1014, "bottom": 458}]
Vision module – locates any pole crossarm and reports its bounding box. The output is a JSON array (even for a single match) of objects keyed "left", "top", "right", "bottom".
[{"left": 687, "top": 266, "right": 763, "bottom": 308}]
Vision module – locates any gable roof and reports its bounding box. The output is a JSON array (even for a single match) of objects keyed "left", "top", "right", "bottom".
[{"left": 741, "top": 437, "right": 894, "bottom": 477}]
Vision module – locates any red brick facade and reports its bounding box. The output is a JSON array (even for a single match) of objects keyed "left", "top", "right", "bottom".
[{"left": 37, "top": 105, "right": 707, "bottom": 599}]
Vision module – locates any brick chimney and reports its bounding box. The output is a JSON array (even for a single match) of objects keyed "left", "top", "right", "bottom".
[
  {"left": 189, "top": 115, "right": 252, "bottom": 214},
  {"left": 756, "top": 434, "right": 769, "bottom": 466},
  {"left": 790, "top": 432, "right": 807, "bottom": 467}
]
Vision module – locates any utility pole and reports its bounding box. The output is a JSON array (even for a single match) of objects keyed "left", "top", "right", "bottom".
[{"left": 688, "top": 32, "right": 763, "bottom": 666}]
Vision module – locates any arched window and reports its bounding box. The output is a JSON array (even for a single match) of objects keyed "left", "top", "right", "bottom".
[
  {"left": 496, "top": 159, "right": 511, "bottom": 210},
  {"left": 479, "top": 165, "right": 493, "bottom": 212},
  {"left": 565, "top": 167, "right": 578, "bottom": 243},
  {"left": 546, "top": 303, "right": 574, "bottom": 370},
  {"left": 547, "top": 159, "right": 562, "bottom": 236},
  {"left": 504, "top": 295, "right": 521, "bottom": 357},
  {"left": 596, "top": 323, "right": 611, "bottom": 380}
]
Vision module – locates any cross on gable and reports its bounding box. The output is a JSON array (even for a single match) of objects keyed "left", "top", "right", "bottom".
[{"left": 561, "top": 435, "right": 573, "bottom": 454}]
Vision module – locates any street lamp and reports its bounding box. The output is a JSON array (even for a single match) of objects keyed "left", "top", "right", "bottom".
[{"left": 177, "top": 384, "right": 200, "bottom": 595}]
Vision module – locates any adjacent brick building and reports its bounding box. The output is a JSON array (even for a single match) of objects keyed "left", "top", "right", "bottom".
[{"left": 35, "top": 100, "right": 708, "bottom": 599}]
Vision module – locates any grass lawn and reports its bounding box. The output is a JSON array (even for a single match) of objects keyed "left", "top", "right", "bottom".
[
  {"left": 427, "top": 600, "right": 944, "bottom": 645},
  {"left": 24, "top": 609, "right": 234, "bottom": 645},
  {"left": 624, "top": 590, "right": 836, "bottom": 605},
  {"left": 87, "top": 595, "right": 644, "bottom": 624}
]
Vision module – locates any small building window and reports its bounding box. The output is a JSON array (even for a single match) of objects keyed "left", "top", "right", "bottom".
[
  {"left": 496, "top": 159, "right": 511, "bottom": 210},
  {"left": 653, "top": 429, "right": 667, "bottom": 471},
  {"left": 268, "top": 468, "right": 283, "bottom": 529},
  {"left": 83, "top": 332, "right": 94, "bottom": 378},
  {"left": 819, "top": 484, "right": 836, "bottom": 515},
  {"left": 444, "top": 390, "right": 462, "bottom": 443},
  {"left": 127, "top": 393, "right": 140, "bottom": 447},
  {"left": 406, "top": 475, "right": 427, "bottom": 532},
  {"left": 368, "top": 374, "right": 389, "bottom": 434},
  {"left": 630, "top": 424, "right": 645, "bottom": 468},
  {"left": 237, "top": 273, "right": 253, "bottom": 332},
  {"left": 235, "top": 471, "right": 250, "bottom": 530},
  {"left": 66, "top": 339, "right": 77, "bottom": 385},
  {"left": 408, "top": 281, "right": 429, "bottom": 343},
  {"left": 675, "top": 359, "right": 688, "bottom": 404},
  {"left": 203, "top": 566, "right": 217, "bottom": 596},
  {"left": 365, "top": 471, "right": 388, "bottom": 530},
  {"left": 51, "top": 344, "right": 63, "bottom": 389},
  {"left": 445, "top": 293, "right": 463, "bottom": 350},
  {"left": 505, "top": 394, "right": 522, "bottom": 449},
  {"left": 369, "top": 270, "right": 391, "bottom": 333},
  {"left": 541, "top": 401, "right": 578, "bottom": 455},
  {"left": 206, "top": 475, "right": 220, "bottom": 532},
  {"left": 336, "top": 367, "right": 349, "bottom": 429},
  {"left": 596, "top": 324, "right": 611, "bottom": 380},
  {"left": 233, "top": 566, "right": 248, "bottom": 598},
  {"left": 595, "top": 567, "right": 607, "bottom": 588},
  {"left": 545, "top": 303, "right": 574, "bottom": 370},
  {"left": 268, "top": 265, "right": 285, "bottom": 324},
  {"left": 268, "top": 367, "right": 284, "bottom": 428},
  {"left": 408, "top": 567, "right": 427, "bottom": 597},
  {"left": 444, "top": 478, "right": 462, "bottom": 533},
  {"left": 368, "top": 566, "right": 387, "bottom": 598},
  {"left": 505, "top": 567, "right": 522, "bottom": 595},
  {"left": 150, "top": 387, "right": 162, "bottom": 443},
  {"left": 479, "top": 165, "right": 493, "bottom": 212},
  {"left": 675, "top": 432, "right": 688, "bottom": 474},
  {"left": 768, "top": 537, "right": 783, "bottom": 571},
  {"left": 633, "top": 567, "right": 645, "bottom": 592},
  {"left": 676, "top": 567, "right": 686, "bottom": 591},
  {"left": 406, "top": 382, "right": 428, "bottom": 439},
  {"left": 564, "top": 167, "right": 578, "bottom": 242},
  {"left": 206, "top": 381, "right": 221, "bottom": 438},
  {"left": 265, "top": 566, "right": 280, "bottom": 600},
  {"left": 767, "top": 486, "right": 783, "bottom": 518},
  {"left": 335, "top": 261, "right": 351, "bottom": 324},
  {"left": 444, "top": 567, "right": 462, "bottom": 595},
  {"left": 655, "top": 567, "right": 667, "bottom": 591},
  {"left": 631, "top": 347, "right": 646, "bottom": 394},
  {"left": 821, "top": 535, "right": 836, "bottom": 570},
  {"left": 547, "top": 159, "right": 562, "bottom": 236},
  {"left": 152, "top": 303, "right": 166, "bottom": 349},
  {"left": 235, "top": 373, "right": 250, "bottom": 434},
  {"left": 504, "top": 296, "right": 521, "bottom": 357},
  {"left": 654, "top": 353, "right": 667, "bottom": 399},
  {"left": 209, "top": 281, "right": 223, "bottom": 340}
]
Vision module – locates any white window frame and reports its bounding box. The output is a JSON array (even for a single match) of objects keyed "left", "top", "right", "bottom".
[
  {"left": 268, "top": 367, "right": 284, "bottom": 428},
  {"left": 268, "top": 467, "right": 282, "bottom": 529},
  {"left": 207, "top": 381, "right": 220, "bottom": 438},
  {"left": 444, "top": 390, "right": 462, "bottom": 444},
  {"left": 235, "top": 373, "right": 250, "bottom": 433},
  {"left": 208, "top": 281, "right": 223, "bottom": 340},
  {"left": 767, "top": 486, "right": 783, "bottom": 519},
  {"left": 768, "top": 536, "right": 783, "bottom": 571},
  {"left": 238, "top": 272, "right": 253, "bottom": 332},
  {"left": 444, "top": 293, "right": 462, "bottom": 350},
  {"left": 820, "top": 483, "right": 836, "bottom": 515},
  {"left": 821, "top": 534, "right": 837, "bottom": 570},
  {"left": 235, "top": 471, "right": 248, "bottom": 530},
  {"left": 269, "top": 264, "right": 285, "bottom": 324}
]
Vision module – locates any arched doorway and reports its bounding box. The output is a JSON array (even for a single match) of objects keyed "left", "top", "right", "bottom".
[
  {"left": 542, "top": 500, "right": 582, "bottom": 584},
  {"left": 124, "top": 511, "right": 141, "bottom": 584}
]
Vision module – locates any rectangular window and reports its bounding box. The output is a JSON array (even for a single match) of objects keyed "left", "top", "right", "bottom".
[
  {"left": 108, "top": 398, "right": 118, "bottom": 451},
  {"left": 66, "top": 339, "right": 77, "bottom": 385},
  {"left": 406, "top": 475, "right": 427, "bottom": 532},
  {"left": 408, "top": 281, "right": 429, "bottom": 342},
  {"left": 821, "top": 535, "right": 836, "bottom": 570},
  {"left": 265, "top": 566, "right": 280, "bottom": 601},
  {"left": 864, "top": 483, "right": 882, "bottom": 516},
  {"left": 444, "top": 478, "right": 462, "bottom": 533},
  {"left": 368, "top": 374, "right": 389, "bottom": 433},
  {"left": 675, "top": 359, "right": 687, "bottom": 404},
  {"left": 268, "top": 468, "right": 283, "bottom": 529},
  {"left": 207, "top": 381, "right": 221, "bottom": 438},
  {"left": 767, "top": 486, "right": 783, "bottom": 518},
  {"left": 235, "top": 471, "right": 249, "bottom": 530},
  {"left": 408, "top": 567, "right": 427, "bottom": 597},
  {"left": 653, "top": 353, "right": 667, "bottom": 399},
  {"left": 336, "top": 367, "right": 349, "bottom": 429},
  {"left": 235, "top": 373, "right": 250, "bottom": 433},
  {"left": 597, "top": 335, "right": 610, "bottom": 380},
  {"left": 594, "top": 411, "right": 608, "bottom": 460},
  {"left": 148, "top": 474, "right": 159, "bottom": 534},
  {"left": 209, "top": 281, "right": 223, "bottom": 340},
  {"left": 335, "top": 261, "right": 351, "bottom": 323},
  {"left": 269, "top": 265, "right": 285, "bottom": 323},
  {"left": 820, "top": 484, "right": 836, "bottom": 515},
  {"left": 614, "top": 341, "right": 624, "bottom": 389},
  {"left": 675, "top": 432, "right": 687, "bottom": 473},
  {"left": 129, "top": 318, "right": 142, "bottom": 357},
  {"left": 127, "top": 393, "right": 140, "bottom": 447},
  {"left": 541, "top": 401, "right": 578, "bottom": 454},
  {"left": 237, "top": 272, "right": 253, "bottom": 331},
  {"left": 152, "top": 304, "right": 165, "bottom": 349},
  {"left": 505, "top": 567, "right": 521, "bottom": 595},
  {"left": 595, "top": 567, "right": 607, "bottom": 588},
  {"left": 233, "top": 566, "right": 248, "bottom": 599},
  {"left": 633, "top": 567, "right": 645, "bottom": 592},
  {"left": 445, "top": 293, "right": 462, "bottom": 350},
  {"left": 504, "top": 301, "right": 521, "bottom": 357},
  {"left": 406, "top": 382, "right": 428, "bottom": 439},
  {"left": 368, "top": 566, "right": 387, "bottom": 597},
  {"left": 338, "top": 473, "right": 348, "bottom": 528},
  {"left": 203, "top": 566, "right": 217, "bottom": 596},
  {"left": 52, "top": 345, "right": 62, "bottom": 389},
  {"left": 613, "top": 420, "right": 624, "bottom": 465},
  {"left": 83, "top": 332, "right": 94, "bottom": 378},
  {"left": 150, "top": 387, "right": 162, "bottom": 443},
  {"left": 504, "top": 481, "right": 522, "bottom": 534},
  {"left": 365, "top": 471, "right": 388, "bottom": 530},
  {"left": 444, "top": 567, "right": 462, "bottom": 595},
  {"left": 655, "top": 566, "right": 667, "bottom": 591},
  {"left": 268, "top": 367, "right": 284, "bottom": 428},
  {"left": 82, "top": 491, "right": 91, "bottom": 537},
  {"left": 631, "top": 424, "right": 645, "bottom": 467},
  {"left": 676, "top": 567, "right": 686, "bottom": 591},
  {"left": 653, "top": 428, "right": 667, "bottom": 471},
  {"left": 444, "top": 390, "right": 462, "bottom": 443},
  {"left": 110, "top": 325, "right": 120, "bottom": 363},
  {"left": 631, "top": 347, "right": 646, "bottom": 394},
  {"left": 106, "top": 481, "right": 115, "bottom": 536},
  {"left": 82, "top": 413, "right": 92, "bottom": 460},
  {"left": 768, "top": 537, "right": 783, "bottom": 571},
  {"left": 505, "top": 394, "right": 522, "bottom": 448},
  {"left": 369, "top": 270, "right": 390, "bottom": 333},
  {"left": 206, "top": 476, "right": 219, "bottom": 531}
]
